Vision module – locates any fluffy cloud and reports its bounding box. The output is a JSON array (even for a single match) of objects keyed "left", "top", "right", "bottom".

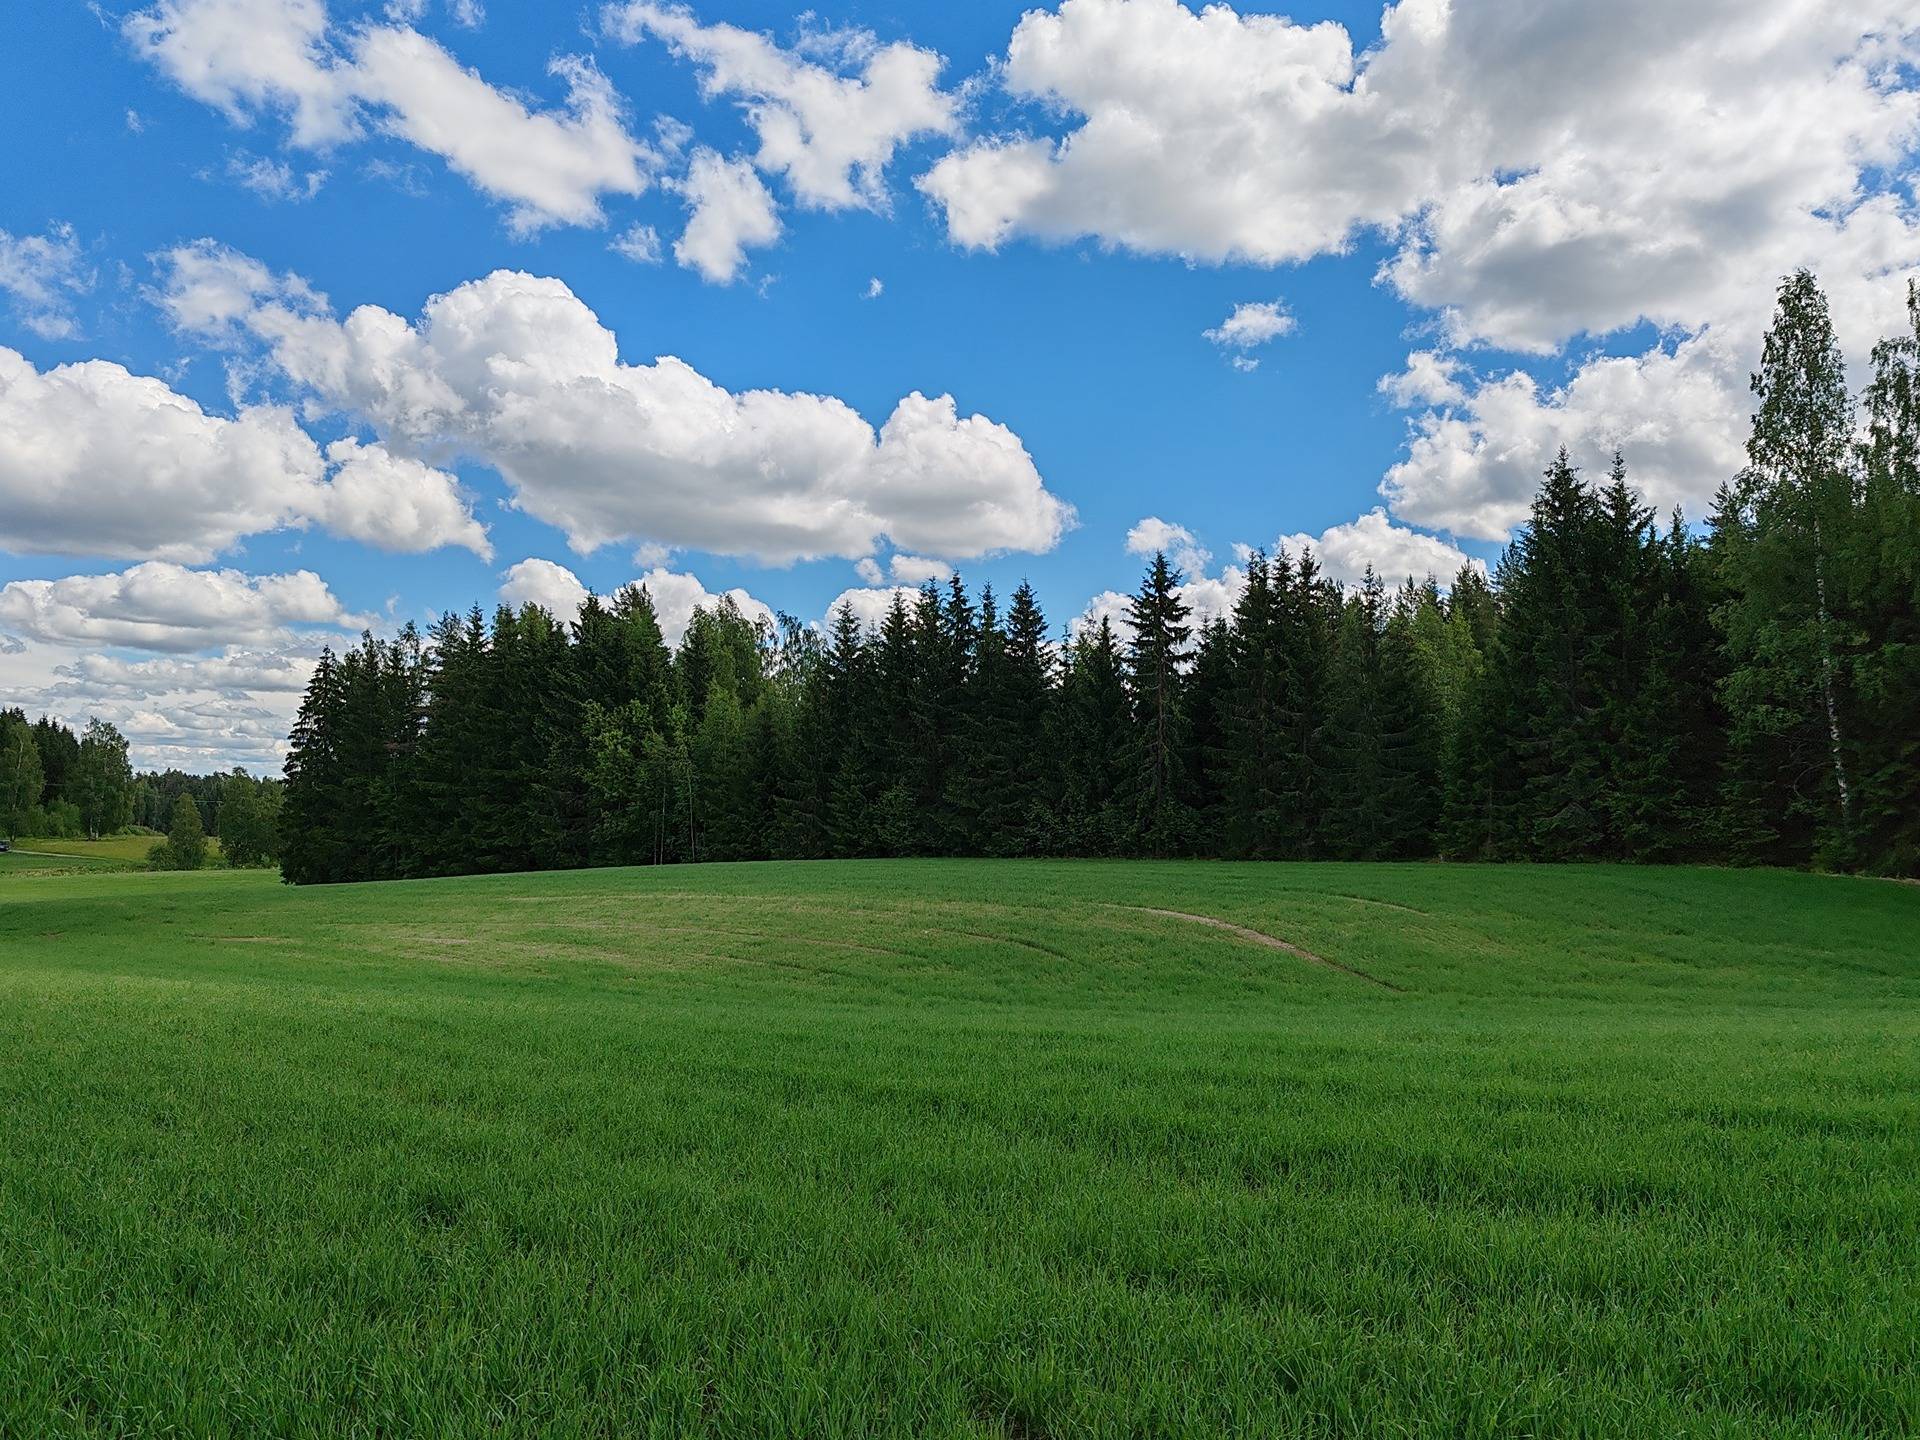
[
  {"left": 385, "top": 0, "right": 484, "bottom": 31},
  {"left": 126, "top": 0, "right": 653, "bottom": 230},
  {"left": 497, "top": 557, "right": 773, "bottom": 645},
  {"left": 0, "top": 345, "right": 489, "bottom": 562},
  {"left": 1125, "top": 516, "right": 1210, "bottom": 576},
  {"left": 1381, "top": 337, "right": 1758, "bottom": 541},
  {"left": 632, "top": 566, "right": 776, "bottom": 645},
  {"left": 316, "top": 437, "right": 493, "bottom": 558},
  {"left": 673, "top": 148, "right": 782, "bottom": 283},
  {"left": 887, "top": 554, "right": 951, "bottom": 585},
  {"left": 0, "top": 223, "right": 94, "bottom": 340},
  {"left": 925, "top": 0, "right": 1919, "bottom": 327},
  {"left": 1276, "top": 507, "right": 1487, "bottom": 587},
  {"left": 126, "top": 0, "right": 353, "bottom": 146},
  {"left": 6, "top": 636, "right": 319, "bottom": 771},
  {"left": 919, "top": 0, "right": 1427, "bottom": 264},
  {"left": 159, "top": 246, "right": 1073, "bottom": 565},
  {"left": 1072, "top": 568, "right": 1246, "bottom": 644},
  {"left": 605, "top": 3, "right": 957, "bottom": 212},
  {"left": 497, "top": 557, "right": 589, "bottom": 618},
  {"left": 51, "top": 647, "right": 322, "bottom": 694},
  {"left": 0, "top": 562, "right": 366, "bottom": 653},
  {"left": 0, "top": 347, "right": 318, "bottom": 561},
  {"left": 822, "top": 584, "right": 920, "bottom": 633},
  {"left": 1081, "top": 504, "right": 1484, "bottom": 641},
  {"left": 1378, "top": 349, "right": 1467, "bottom": 409},
  {"left": 1204, "top": 300, "right": 1295, "bottom": 352},
  {"left": 352, "top": 35, "right": 647, "bottom": 233},
  {"left": 926, "top": 0, "right": 1920, "bottom": 539}
]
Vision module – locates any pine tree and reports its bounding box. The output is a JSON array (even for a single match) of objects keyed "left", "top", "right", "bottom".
[
  {"left": 819, "top": 602, "right": 873, "bottom": 857},
  {"left": 1273, "top": 548, "right": 1337, "bottom": 856},
  {"left": 1124, "top": 552, "right": 1193, "bottom": 850},
  {"left": 974, "top": 581, "right": 1055, "bottom": 854},
  {"left": 1057, "top": 619, "right": 1133, "bottom": 854},
  {"left": 30, "top": 716, "right": 79, "bottom": 809},
  {"left": 1220, "top": 553, "right": 1285, "bottom": 857},
  {"left": 1321, "top": 570, "right": 1390, "bottom": 858},
  {"left": 281, "top": 650, "right": 348, "bottom": 883},
  {"left": 1613, "top": 513, "right": 1724, "bottom": 859},
  {"left": 1376, "top": 584, "right": 1442, "bottom": 856},
  {"left": 1182, "top": 616, "right": 1235, "bottom": 839}
]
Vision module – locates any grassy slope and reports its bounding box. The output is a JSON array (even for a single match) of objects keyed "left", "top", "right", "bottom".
[
  {"left": 5, "top": 833, "right": 225, "bottom": 865},
  {"left": 0, "top": 861, "right": 1914, "bottom": 1439}
]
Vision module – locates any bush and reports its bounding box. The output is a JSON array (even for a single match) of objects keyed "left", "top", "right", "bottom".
[
  {"left": 149, "top": 796, "right": 207, "bottom": 871},
  {"left": 16, "top": 801, "right": 85, "bottom": 839}
]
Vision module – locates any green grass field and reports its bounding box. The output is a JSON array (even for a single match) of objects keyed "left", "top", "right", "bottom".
[
  {"left": 0, "top": 833, "right": 225, "bottom": 875},
  {"left": 1, "top": 861, "right": 1915, "bottom": 1438}
]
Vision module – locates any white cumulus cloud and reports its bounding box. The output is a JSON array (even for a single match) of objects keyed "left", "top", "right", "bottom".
[
  {"left": 822, "top": 584, "right": 920, "bottom": 633},
  {"left": 1125, "top": 516, "right": 1210, "bottom": 576},
  {"left": 157, "top": 245, "right": 1074, "bottom": 566},
  {"left": 673, "top": 148, "right": 782, "bottom": 283},
  {"left": 923, "top": 0, "right": 1920, "bottom": 540},
  {"left": 0, "top": 344, "right": 488, "bottom": 562},
  {"left": 0, "top": 562, "right": 367, "bottom": 653},
  {"left": 1277, "top": 508, "right": 1488, "bottom": 588},
  {"left": 497, "top": 557, "right": 773, "bottom": 646},
  {"left": 605, "top": 2, "right": 958, "bottom": 213},
  {"left": 126, "top": 0, "right": 654, "bottom": 231},
  {"left": 888, "top": 554, "right": 951, "bottom": 585}
]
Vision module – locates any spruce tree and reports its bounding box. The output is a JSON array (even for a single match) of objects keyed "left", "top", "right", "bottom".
[
  {"left": 978, "top": 581, "right": 1056, "bottom": 854},
  {"left": 820, "top": 602, "right": 874, "bottom": 857},
  {"left": 1376, "top": 584, "right": 1442, "bottom": 856},
  {"left": 1057, "top": 619, "right": 1132, "bottom": 854},
  {"left": 1273, "top": 548, "right": 1337, "bottom": 856},
  {"left": 1182, "top": 617, "right": 1235, "bottom": 841},
  {"left": 1124, "top": 552, "right": 1193, "bottom": 850},
  {"left": 1220, "top": 552, "right": 1286, "bottom": 857},
  {"left": 281, "top": 650, "right": 347, "bottom": 883}
]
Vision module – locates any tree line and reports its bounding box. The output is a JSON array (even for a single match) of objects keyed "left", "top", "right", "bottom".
[
  {"left": 253, "top": 270, "right": 1911, "bottom": 882},
  {"left": 0, "top": 709, "right": 282, "bottom": 867}
]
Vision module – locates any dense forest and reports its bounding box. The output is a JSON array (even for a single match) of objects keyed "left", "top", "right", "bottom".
[{"left": 267, "top": 272, "right": 1920, "bottom": 883}]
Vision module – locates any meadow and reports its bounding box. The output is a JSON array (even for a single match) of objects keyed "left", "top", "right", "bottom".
[
  {"left": 0, "top": 833, "right": 225, "bottom": 875},
  {"left": 1, "top": 860, "right": 1915, "bottom": 1438}
]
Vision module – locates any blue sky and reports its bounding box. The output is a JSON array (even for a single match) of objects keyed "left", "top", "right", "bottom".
[{"left": 3, "top": 0, "right": 1917, "bottom": 768}]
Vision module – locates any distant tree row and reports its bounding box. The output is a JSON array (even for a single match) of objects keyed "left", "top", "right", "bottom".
[
  {"left": 1, "top": 712, "right": 136, "bottom": 841},
  {"left": 255, "top": 270, "right": 1907, "bottom": 881},
  {"left": 0, "top": 709, "right": 282, "bottom": 866}
]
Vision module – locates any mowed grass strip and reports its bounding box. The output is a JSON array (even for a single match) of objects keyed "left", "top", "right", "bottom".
[{"left": 1, "top": 861, "right": 1915, "bottom": 1438}]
